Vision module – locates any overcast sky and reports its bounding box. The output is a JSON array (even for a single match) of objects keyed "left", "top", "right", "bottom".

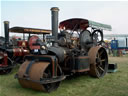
[{"left": 1, "top": 1, "right": 128, "bottom": 36}]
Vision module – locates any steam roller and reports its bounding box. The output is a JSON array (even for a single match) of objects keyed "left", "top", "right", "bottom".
[{"left": 15, "top": 7, "right": 112, "bottom": 92}]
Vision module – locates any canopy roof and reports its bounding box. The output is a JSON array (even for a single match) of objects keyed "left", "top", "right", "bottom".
[
  {"left": 9, "top": 27, "right": 51, "bottom": 34},
  {"left": 59, "top": 18, "right": 112, "bottom": 31}
]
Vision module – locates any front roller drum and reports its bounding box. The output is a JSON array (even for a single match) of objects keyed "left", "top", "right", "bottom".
[{"left": 17, "top": 60, "right": 62, "bottom": 92}]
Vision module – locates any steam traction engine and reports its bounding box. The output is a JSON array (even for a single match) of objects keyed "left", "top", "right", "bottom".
[
  {"left": 15, "top": 7, "right": 112, "bottom": 92},
  {"left": 0, "top": 22, "right": 51, "bottom": 75}
]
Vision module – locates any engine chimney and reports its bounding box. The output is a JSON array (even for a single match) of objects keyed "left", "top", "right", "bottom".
[
  {"left": 51, "top": 7, "right": 59, "bottom": 45},
  {"left": 4, "top": 21, "right": 9, "bottom": 47}
]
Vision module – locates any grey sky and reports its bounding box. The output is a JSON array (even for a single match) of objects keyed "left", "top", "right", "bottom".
[{"left": 1, "top": 1, "right": 128, "bottom": 36}]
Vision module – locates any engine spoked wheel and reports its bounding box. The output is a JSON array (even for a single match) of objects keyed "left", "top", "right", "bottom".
[
  {"left": 88, "top": 46, "right": 108, "bottom": 78},
  {"left": 0, "top": 57, "right": 13, "bottom": 75}
]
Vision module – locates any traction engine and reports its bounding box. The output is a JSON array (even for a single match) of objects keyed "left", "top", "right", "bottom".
[{"left": 0, "top": 21, "right": 51, "bottom": 75}]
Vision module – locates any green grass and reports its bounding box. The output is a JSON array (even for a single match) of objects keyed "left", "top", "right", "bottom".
[{"left": 0, "top": 55, "right": 128, "bottom": 96}]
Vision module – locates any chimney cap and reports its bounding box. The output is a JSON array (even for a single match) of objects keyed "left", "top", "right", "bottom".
[
  {"left": 51, "top": 7, "right": 59, "bottom": 11},
  {"left": 4, "top": 21, "right": 9, "bottom": 24}
]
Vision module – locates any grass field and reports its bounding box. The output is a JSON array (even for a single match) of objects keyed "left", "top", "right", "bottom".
[{"left": 0, "top": 55, "right": 128, "bottom": 96}]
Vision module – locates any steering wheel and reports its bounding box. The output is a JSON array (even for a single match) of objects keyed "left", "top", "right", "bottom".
[{"left": 92, "top": 29, "right": 103, "bottom": 45}]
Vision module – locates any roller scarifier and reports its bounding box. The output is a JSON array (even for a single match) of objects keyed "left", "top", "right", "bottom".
[{"left": 15, "top": 7, "right": 112, "bottom": 92}]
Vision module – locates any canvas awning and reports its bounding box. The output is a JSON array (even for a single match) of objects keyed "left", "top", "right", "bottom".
[{"left": 59, "top": 18, "right": 112, "bottom": 31}]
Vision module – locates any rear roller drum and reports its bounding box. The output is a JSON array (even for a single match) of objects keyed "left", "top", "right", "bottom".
[{"left": 88, "top": 46, "right": 108, "bottom": 78}]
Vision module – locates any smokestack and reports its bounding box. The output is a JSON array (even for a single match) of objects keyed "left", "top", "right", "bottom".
[
  {"left": 51, "top": 7, "right": 59, "bottom": 45},
  {"left": 4, "top": 21, "right": 9, "bottom": 47}
]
